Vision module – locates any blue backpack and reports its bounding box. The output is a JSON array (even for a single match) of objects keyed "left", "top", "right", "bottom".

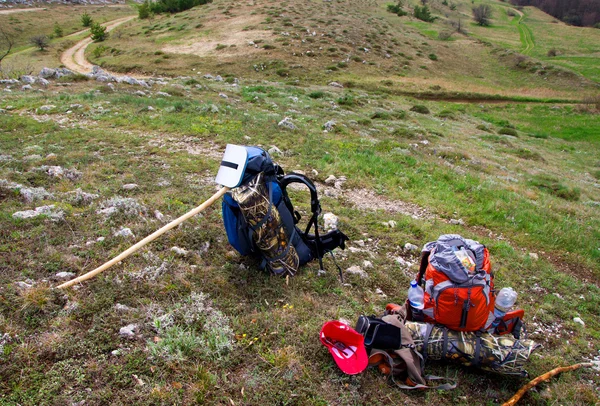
[{"left": 222, "top": 147, "right": 348, "bottom": 277}]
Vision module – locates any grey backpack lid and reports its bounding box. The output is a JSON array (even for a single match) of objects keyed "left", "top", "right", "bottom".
[{"left": 427, "top": 234, "right": 485, "bottom": 283}]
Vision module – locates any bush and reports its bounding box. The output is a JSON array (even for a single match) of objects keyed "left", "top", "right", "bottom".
[
  {"left": 90, "top": 22, "right": 108, "bottom": 42},
  {"left": 387, "top": 1, "right": 408, "bottom": 16},
  {"left": 81, "top": 12, "right": 93, "bottom": 27},
  {"left": 529, "top": 175, "right": 580, "bottom": 201},
  {"left": 53, "top": 22, "right": 63, "bottom": 38},
  {"left": 499, "top": 127, "right": 518, "bottom": 136},
  {"left": 337, "top": 94, "right": 355, "bottom": 106},
  {"left": 410, "top": 105, "right": 430, "bottom": 114},
  {"left": 138, "top": 1, "right": 151, "bottom": 19},
  {"left": 414, "top": 5, "right": 436, "bottom": 22},
  {"left": 308, "top": 91, "right": 325, "bottom": 99},
  {"left": 547, "top": 48, "right": 558, "bottom": 57},
  {"left": 30, "top": 35, "right": 49, "bottom": 51},
  {"left": 438, "top": 31, "right": 453, "bottom": 40},
  {"left": 144, "top": 0, "right": 212, "bottom": 15},
  {"left": 472, "top": 4, "right": 492, "bottom": 26},
  {"left": 428, "top": 53, "right": 438, "bottom": 60}
]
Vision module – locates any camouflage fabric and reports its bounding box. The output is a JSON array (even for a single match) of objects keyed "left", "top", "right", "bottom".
[
  {"left": 404, "top": 321, "right": 541, "bottom": 376},
  {"left": 231, "top": 172, "right": 299, "bottom": 276}
]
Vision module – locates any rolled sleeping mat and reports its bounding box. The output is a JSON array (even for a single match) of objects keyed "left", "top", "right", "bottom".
[{"left": 404, "top": 321, "right": 541, "bottom": 376}]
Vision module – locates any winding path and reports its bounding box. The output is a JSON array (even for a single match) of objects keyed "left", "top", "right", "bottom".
[
  {"left": 511, "top": 8, "right": 534, "bottom": 55},
  {"left": 60, "top": 15, "right": 138, "bottom": 75},
  {"left": 0, "top": 8, "right": 43, "bottom": 15}
]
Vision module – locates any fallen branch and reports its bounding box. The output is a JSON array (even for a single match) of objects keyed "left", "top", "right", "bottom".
[{"left": 502, "top": 362, "right": 593, "bottom": 406}]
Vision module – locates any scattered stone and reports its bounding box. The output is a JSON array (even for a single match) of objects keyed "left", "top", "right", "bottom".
[
  {"left": 122, "top": 183, "right": 139, "bottom": 190},
  {"left": 395, "top": 257, "right": 412, "bottom": 267},
  {"left": 22, "top": 84, "right": 33, "bottom": 91},
  {"left": 323, "top": 212, "right": 338, "bottom": 230},
  {"left": 328, "top": 81, "right": 343, "bottom": 88},
  {"left": 35, "top": 165, "right": 82, "bottom": 181},
  {"left": 383, "top": 220, "right": 397, "bottom": 228},
  {"left": 134, "top": 90, "right": 147, "bottom": 97},
  {"left": 354, "top": 240, "right": 365, "bottom": 247},
  {"left": 154, "top": 210, "right": 165, "bottom": 221},
  {"left": 171, "top": 246, "right": 188, "bottom": 256},
  {"left": 39, "top": 67, "right": 56, "bottom": 79},
  {"left": 23, "top": 154, "right": 42, "bottom": 161},
  {"left": 363, "top": 260, "right": 373, "bottom": 269},
  {"left": 55, "top": 68, "right": 74, "bottom": 78},
  {"left": 404, "top": 243, "right": 419, "bottom": 252},
  {"left": 289, "top": 96, "right": 299, "bottom": 103},
  {"left": 13, "top": 205, "right": 64, "bottom": 222},
  {"left": 219, "top": 92, "right": 228, "bottom": 99},
  {"left": 325, "top": 175, "right": 336, "bottom": 184},
  {"left": 20, "top": 186, "right": 53, "bottom": 203},
  {"left": 114, "top": 227, "right": 135, "bottom": 238},
  {"left": 97, "top": 237, "right": 105, "bottom": 242},
  {"left": 0, "top": 155, "right": 13, "bottom": 162},
  {"left": 215, "top": 75, "right": 223, "bottom": 82},
  {"left": 37, "top": 105, "right": 56, "bottom": 112},
  {"left": 278, "top": 117, "right": 296, "bottom": 130},
  {"left": 268, "top": 146, "right": 283, "bottom": 156},
  {"left": 63, "top": 188, "right": 99, "bottom": 206},
  {"left": 119, "top": 324, "right": 138, "bottom": 339},
  {"left": 55, "top": 272, "right": 76, "bottom": 280},
  {"left": 312, "top": 169, "right": 319, "bottom": 176},
  {"left": 156, "top": 91, "right": 171, "bottom": 97},
  {"left": 203, "top": 74, "right": 214, "bottom": 80},
  {"left": 375, "top": 288, "right": 387, "bottom": 297},
  {"left": 15, "top": 281, "right": 33, "bottom": 290},
  {"left": 346, "top": 265, "right": 368, "bottom": 278},
  {"left": 323, "top": 120, "right": 336, "bottom": 131},
  {"left": 529, "top": 252, "right": 539, "bottom": 260},
  {"left": 97, "top": 197, "right": 146, "bottom": 217},
  {"left": 573, "top": 317, "right": 585, "bottom": 327},
  {"left": 449, "top": 218, "right": 465, "bottom": 225},
  {"left": 20, "top": 75, "right": 36, "bottom": 84},
  {"left": 37, "top": 78, "right": 50, "bottom": 87},
  {"left": 115, "top": 303, "right": 134, "bottom": 312}
]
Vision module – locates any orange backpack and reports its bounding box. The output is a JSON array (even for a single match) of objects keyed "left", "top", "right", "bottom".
[{"left": 416, "top": 235, "right": 495, "bottom": 332}]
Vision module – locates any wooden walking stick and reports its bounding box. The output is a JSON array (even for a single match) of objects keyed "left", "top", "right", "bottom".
[
  {"left": 57, "top": 144, "right": 250, "bottom": 289},
  {"left": 502, "top": 362, "right": 593, "bottom": 406},
  {"left": 57, "top": 186, "right": 229, "bottom": 289}
]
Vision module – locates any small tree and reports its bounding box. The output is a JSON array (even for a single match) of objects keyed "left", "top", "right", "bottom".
[
  {"left": 472, "top": 4, "right": 492, "bottom": 26},
  {"left": 138, "top": 0, "right": 151, "bottom": 19},
  {"left": 414, "top": 5, "right": 436, "bottom": 22},
  {"left": 53, "top": 22, "right": 64, "bottom": 38},
  {"left": 81, "top": 12, "right": 93, "bottom": 27},
  {"left": 0, "top": 28, "right": 15, "bottom": 67},
  {"left": 90, "top": 22, "right": 108, "bottom": 42},
  {"left": 30, "top": 35, "right": 49, "bottom": 51}
]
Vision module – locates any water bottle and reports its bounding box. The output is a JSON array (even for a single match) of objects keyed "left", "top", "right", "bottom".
[
  {"left": 490, "top": 287, "right": 518, "bottom": 331},
  {"left": 408, "top": 280, "right": 425, "bottom": 321}
]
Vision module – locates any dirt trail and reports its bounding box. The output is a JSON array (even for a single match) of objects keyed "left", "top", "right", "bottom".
[
  {"left": 511, "top": 8, "right": 535, "bottom": 55},
  {"left": 60, "top": 15, "right": 143, "bottom": 77},
  {"left": 0, "top": 8, "right": 43, "bottom": 15}
]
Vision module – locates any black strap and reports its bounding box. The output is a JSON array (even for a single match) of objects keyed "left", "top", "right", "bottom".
[
  {"left": 473, "top": 331, "right": 482, "bottom": 367},
  {"left": 422, "top": 323, "right": 434, "bottom": 365},
  {"left": 442, "top": 327, "right": 449, "bottom": 359}
]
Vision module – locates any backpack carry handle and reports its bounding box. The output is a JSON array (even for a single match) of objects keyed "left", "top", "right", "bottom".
[{"left": 280, "top": 173, "right": 321, "bottom": 214}]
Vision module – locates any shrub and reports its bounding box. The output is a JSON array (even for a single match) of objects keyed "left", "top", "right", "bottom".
[
  {"left": 262, "top": 44, "right": 276, "bottom": 50},
  {"left": 53, "top": 23, "right": 63, "bottom": 38},
  {"left": 529, "top": 174, "right": 580, "bottom": 201},
  {"left": 138, "top": 1, "right": 151, "bottom": 19},
  {"left": 472, "top": 4, "right": 492, "bottom": 26},
  {"left": 438, "top": 31, "right": 453, "bottom": 40},
  {"left": 387, "top": 1, "right": 408, "bottom": 16},
  {"left": 90, "top": 22, "right": 108, "bottom": 42},
  {"left": 337, "top": 94, "right": 355, "bottom": 106},
  {"left": 547, "top": 48, "right": 558, "bottom": 57},
  {"left": 428, "top": 53, "right": 438, "bottom": 61},
  {"left": 308, "top": 91, "right": 325, "bottom": 99},
  {"left": 276, "top": 68, "right": 289, "bottom": 77},
  {"left": 410, "top": 105, "right": 430, "bottom": 114},
  {"left": 81, "top": 12, "right": 93, "bottom": 27},
  {"left": 215, "top": 43, "right": 227, "bottom": 50},
  {"left": 437, "top": 109, "right": 455, "bottom": 119},
  {"left": 414, "top": 5, "right": 436, "bottom": 22},
  {"left": 30, "top": 35, "right": 49, "bottom": 51},
  {"left": 357, "top": 118, "right": 372, "bottom": 126},
  {"left": 499, "top": 127, "right": 518, "bottom": 136},
  {"left": 371, "top": 111, "right": 391, "bottom": 119}
]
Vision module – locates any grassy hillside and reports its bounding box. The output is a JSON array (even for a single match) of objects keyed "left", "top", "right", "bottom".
[
  {"left": 1, "top": 75, "right": 599, "bottom": 404},
  {"left": 1, "top": 0, "right": 600, "bottom": 405},
  {"left": 84, "top": 0, "right": 599, "bottom": 99},
  {"left": 0, "top": 5, "right": 133, "bottom": 75}
]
